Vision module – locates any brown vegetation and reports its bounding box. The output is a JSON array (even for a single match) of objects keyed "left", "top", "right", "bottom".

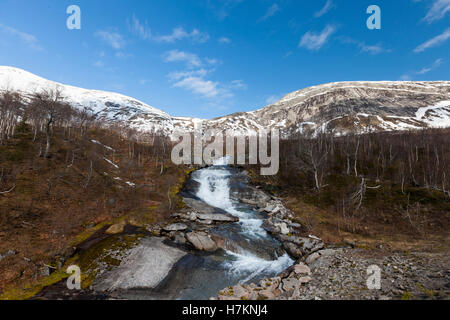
[
  {"left": 0, "top": 90, "right": 187, "bottom": 295},
  {"left": 250, "top": 129, "right": 450, "bottom": 250}
]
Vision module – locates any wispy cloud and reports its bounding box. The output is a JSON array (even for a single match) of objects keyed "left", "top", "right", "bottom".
[
  {"left": 259, "top": 4, "right": 280, "bottom": 21},
  {"left": 0, "top": 24, "right": 42, "bottom": 50},
  {"left": 299, "top": 25, "right": 336, "bottom": 51},
  {"left": 315, "top": 0, "right": 335, "bottom": 18},
  {"left": 414, "top": 28, "right": 450, "bottom": 53},
  {"left": 400, "top": 58, "right": 444, "bottom": 80},
  {"left": 208, "top": 0, "right": 244, "bottom": 21},
  {"left": 154, "top": 27, "right": 209, "bottom": 43},
  {"left": 128, "top": 16, "right": 209, "bottom": 44},
  {"left": 339, "top": 37, "right": 391, "bottom": 55},
  {"left": 218, "top": 37, "right": 231, "bottom": 44},
  {"left": 128, "top": 15, "right": 152, "bottom": 40},
  {"left": 423, "top": 0, "right": 450, "bottom": 23},
  {"left": 163, "top": 50, "right": 203, "bottom": 68},
  {"left": 95, "top": 30, "right": 126, "bottom": 50}
]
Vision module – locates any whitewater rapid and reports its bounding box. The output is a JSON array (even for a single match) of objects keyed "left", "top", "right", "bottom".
[{"left": 193, "top": 159, "right": 294, "bottom": 283}]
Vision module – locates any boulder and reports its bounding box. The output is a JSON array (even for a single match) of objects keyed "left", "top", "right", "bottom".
[
  {"left": 197, "top": 213, "right": 238, "bottom": 222},
  {"left": 162, "top": 223, "right": 188, "bottom": 232},
  {"left": 282, "top": 277, "right": 300, "bottom": 291},
  {"left": 278, "top": 222, "right": 290, "bottom": 235},
  {"left": 283, "top": 242, "right": 303, "bottom": 259},
  {"left": 293, "top": 263, "right": 311, "bottom": 276},
  {"left": 298, "top": 276, "right": 312, "bottom": 284},
  {"left": 305, "top": 252, "right": 321, "bottom": 265},
  {"left": 186, "top": 232, "right": 218, "bottom": 252},
  {"left": 105, "top": 220, "right": 126, "bottom": 234}
]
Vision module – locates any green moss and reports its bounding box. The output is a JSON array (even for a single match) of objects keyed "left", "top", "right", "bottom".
[
  {"left": 77, "top": 233, "right": 144, "bottom": 289},
  {"left": 401, "top": 290, "right": 414, "bottom": 300},
  {"left": 0, "top": 255, "right": 79, "bottom": 300}
]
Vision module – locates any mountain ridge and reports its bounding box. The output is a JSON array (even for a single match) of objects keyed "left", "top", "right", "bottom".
[{"left": 1, "top": 66, "right": 450, "bottom": 137}]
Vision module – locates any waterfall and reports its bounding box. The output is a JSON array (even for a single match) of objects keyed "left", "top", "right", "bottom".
[{"left": 193, "top": 158, "right": 293, "bottom": 281}]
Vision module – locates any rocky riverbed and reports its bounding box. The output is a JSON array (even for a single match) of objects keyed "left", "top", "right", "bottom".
[{"left": 31, "top": 162, "right": 449, "bottom": 300}]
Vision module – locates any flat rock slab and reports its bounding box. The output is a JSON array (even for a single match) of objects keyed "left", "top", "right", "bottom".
[
  {"left": 93, "top": 237, "right": 186, "bottom": 291},
  {"left": 197, "top": 213, "right": 239, "bottom": 222},
  {"left": 185, "top": 232, "right": 218, "bottom": 252},
  {"left": 163, "top": 223, "right": 188, "bottom": 232}
]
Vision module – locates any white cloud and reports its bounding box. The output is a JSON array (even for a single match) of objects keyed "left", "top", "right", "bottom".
[
  {"left": 218, "top": 37, "right": 231, "bottom": 44},
  {"left": 154, "top": 27, "right": 209, "bottom": 43},
  {"left": 0, "top": 24, "right": 42, "bottom": 50},
  {"left": 400, "top": 58, "right": 444, "bottom": 80},
  {"left": 417, "top": 58, "right": 443, "bottom": 74},
  {"left": 299, "top": 25, "right": 336, "bottom": 50},
  {"left": 260, "top": 4, "right": 280, "bottom": 21},
  {"left": 423, "top": 0, "right": 450, "bottom": 23},
  {"left": 228, "top": 80, "right": 247, "bottom": 90},
  {"left": 95, "top": 30, "right": 126, "bottom": 50},
  {"left": 173, "top": 76, "right": 221, "bottom": 98},
  {"left": 163, "top": 50, "right": 203, "bottom": 68},
  {"left": 129, "top": 15, "right": 152, "bottom": 40},
  {"left": 414, "top": 28, "right": 450, "bottom": 53},
  {"left": 315, "top": 0, "right": 335, "bottom": 18}
]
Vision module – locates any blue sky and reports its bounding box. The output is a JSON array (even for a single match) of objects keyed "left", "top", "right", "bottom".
[{"left": 0, "top": 0, "right": 449, "bottom": 118}]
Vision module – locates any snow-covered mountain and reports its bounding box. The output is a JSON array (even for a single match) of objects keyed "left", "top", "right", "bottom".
[
  {"left": 1, "top": 66, "right": 450, "bottom": 137},
  {"left": 0, "top": 66, "right": 174, "bottom": 135}
]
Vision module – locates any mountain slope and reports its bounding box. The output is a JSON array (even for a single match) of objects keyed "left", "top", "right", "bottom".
[
  {"left": 207, "top": 81, "right": 450, "bottom": 136},
  {"left": 0, "top": 66, "right": 174, "bottom": 135},
  {"left": 1, "top": 66, "right": 450, "bottom": 137}
]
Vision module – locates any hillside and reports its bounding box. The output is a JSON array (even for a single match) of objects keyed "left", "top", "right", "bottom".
[{"left": 1, "top": 66, "right": 450, "bottom": 137}]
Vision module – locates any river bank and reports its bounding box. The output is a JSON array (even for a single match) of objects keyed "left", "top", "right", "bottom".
[{"left": 24, "top": 161, "right": 450, "bottom": 300}]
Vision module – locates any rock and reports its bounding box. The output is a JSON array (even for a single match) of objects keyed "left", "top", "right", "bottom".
[
  {"left": 283, "top": 242, "right": 303, "bottom": 259},
  {"left": 282, "top": 277, "right": 300, "bottom": 291},
  {"left": 162, "top": 223, "right": 188, "bottom": 232},
  {"left": 93, "top": 238, "right": 186, "bottom": 291},
  {"left": 263, "top": 204, "right": 275, "bottom": 213},
  {"left": 258, "top": 290, "right": 276, "bottom": 300},
  {"left": 196, "top": 213, "right": 238, "bottom": 222},
  {"left": 173, "top": 233, "right": 187, "bottom": 244},
  {"left": 306, "top": 252, "right": 321, "bottom": 265},
  {"left": 188, "top": 212, "right": 197, "bottom": 221},
  {"left": 279, "top": 235, "right": 324, "bottom": 256},
  {"left": 261, "top": 220, "right": 280, "bottom": 234},
  {"left": 293, "top": 263, "right": 311, "bottom": 276},
  {"left": 279, "top": 222, "right": 290, "bottom": 235},
  {"left": 40, "top": 266, "right": 51, "bottom": 277},
  {"left": 105, "top": 220, "right": 126, "bottom": 234},
  {"left": 0, "top": 250, "right": 16, "bottom": 262},
  {"left": 317, "top": 249, "right": 337, "bottom": 257},
  {"left": 198, "top": 219, "right": 213, "bottom": 225},
  {"left": 298, "top": 276, "right": 312, "bottom": 284},
  {"left": 186, "top": 232, "right": 218, "bottom": 252}
]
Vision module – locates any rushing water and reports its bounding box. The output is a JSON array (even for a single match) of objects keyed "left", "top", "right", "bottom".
[{"left": 109, "top": 159, "right": 293, "bottom": 300}]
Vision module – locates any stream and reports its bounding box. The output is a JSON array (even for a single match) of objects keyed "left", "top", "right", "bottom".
[{"left": 94, "top": 159, "right": 294, "bottom": 300}]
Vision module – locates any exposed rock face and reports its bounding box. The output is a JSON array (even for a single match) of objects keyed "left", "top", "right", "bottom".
[
  {"left": 196, "top": 213, "right": 239, "bottom": 223},
  {"left": 93, "top": 238, "right": 186, "bottom": 291},
  {"left": 203, "top": 81, "right": 450, "bottom": 136},
  {"left": 162, "top": 223, "right": 188, "bottom": 232},
  {"left": 105, "top": 221, "right": 126, "bottom": 235},
  {"left": 185, "top": 232, "right": 218, "bottom": 252}
]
